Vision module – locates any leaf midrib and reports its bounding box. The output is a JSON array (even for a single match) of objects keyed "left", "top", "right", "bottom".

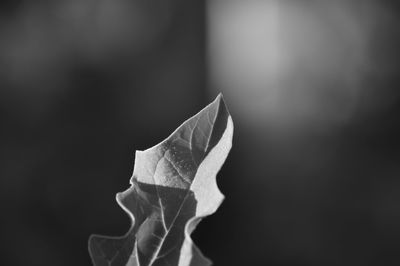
[
  {"left": 145, "top": 105, "right": 218, "bottom": 266},
  {"left": 147, "top": 188, "right": 192, "bottom": 266}
]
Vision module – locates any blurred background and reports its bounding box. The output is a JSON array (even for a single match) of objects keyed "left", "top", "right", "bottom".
[{"left": 0, "top": 0, "right": 399, "bottom": 265}]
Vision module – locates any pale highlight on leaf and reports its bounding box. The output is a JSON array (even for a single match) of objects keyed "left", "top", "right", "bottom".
[{"left": 89, "top": 94, "right": 233, "bottom": 266}]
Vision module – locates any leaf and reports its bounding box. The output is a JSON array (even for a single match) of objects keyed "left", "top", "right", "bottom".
[{"left": 88, "top": 94, "right": 234, "bottom": 266}]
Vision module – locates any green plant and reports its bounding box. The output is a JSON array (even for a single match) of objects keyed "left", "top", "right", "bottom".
[{"left": 89, "top": 94, "right": 233, "bottom": 266}]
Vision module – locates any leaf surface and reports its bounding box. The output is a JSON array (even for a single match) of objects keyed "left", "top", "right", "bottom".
[{"left": 89, "top": 94, "right": 234, "bottom": 266}]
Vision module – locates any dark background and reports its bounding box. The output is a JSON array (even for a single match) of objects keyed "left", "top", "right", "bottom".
[{"left": 0, "top": 1, "right": 399, "bottom": 266}]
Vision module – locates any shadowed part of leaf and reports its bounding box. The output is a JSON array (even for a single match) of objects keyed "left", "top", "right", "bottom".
[
  {"left": 89, "top": 182, "right": 197, "bottom": 266},
  {"left": 168, "top": 94, "right": 230, "bottom": 168},
  {"left": 206, "top": 95, "right": 230, "bottom": 155}
]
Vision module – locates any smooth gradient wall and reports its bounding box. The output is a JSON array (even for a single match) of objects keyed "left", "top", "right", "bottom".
[{"left": 0, "top": 1, "right": 207, "bottom": 265}]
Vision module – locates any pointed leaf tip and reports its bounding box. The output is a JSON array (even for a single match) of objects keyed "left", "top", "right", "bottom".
[{"left": 89, "top": 95, "right": 233, "bottom": 266}]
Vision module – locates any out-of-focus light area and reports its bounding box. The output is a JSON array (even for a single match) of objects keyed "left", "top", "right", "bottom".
[
  {"left": 208, "top": 1, "right": 400, "bottom": 266},
  {"left": 209, "top": 0, "right": 400, "bottom": 130}
]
